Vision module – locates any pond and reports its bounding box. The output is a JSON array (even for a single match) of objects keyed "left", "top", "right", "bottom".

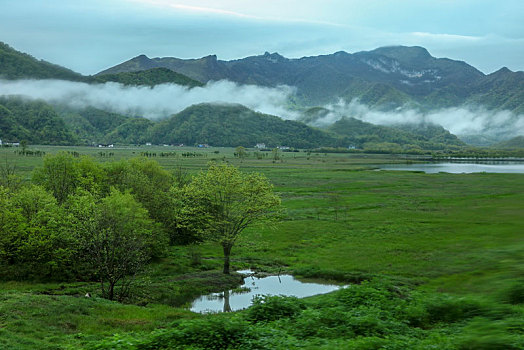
[
  {"left": 378, "top": 162, "right": 524, "bottom": 174},
  {"left": 190, "top": 270, "right": 344, "bottom": 313}
]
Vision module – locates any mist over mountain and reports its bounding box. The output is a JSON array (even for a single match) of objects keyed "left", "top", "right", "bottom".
[
  {"left": 1, "top": 41, "right": 523, "bottom": 148},
  {"left": 98, "top": 46, "right": 524, "bottom": 114}
]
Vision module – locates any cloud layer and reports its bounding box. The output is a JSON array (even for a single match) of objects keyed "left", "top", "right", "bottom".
[
  {"left": 0, "top": 79, "right": 298, "bottom": 119},
  {"left": 317, "top": 99, "right": 524, "bottom": 138},
  {"left": 1, "top": 79, "right": 522, "bottom": 140}
]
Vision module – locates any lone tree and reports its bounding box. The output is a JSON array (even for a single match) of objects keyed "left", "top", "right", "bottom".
[
  {"left": 176, "top": 163, "right": 281, "bottom": 274},
  {"left": 234, "top": 146, "right": 248, "bottom": 162}
]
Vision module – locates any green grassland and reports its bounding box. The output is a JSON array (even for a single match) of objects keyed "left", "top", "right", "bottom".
[{"left": 1, "top": 145, "right": 523, "bottom": 349}]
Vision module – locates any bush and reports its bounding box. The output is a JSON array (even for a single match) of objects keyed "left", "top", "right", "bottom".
[
  {"left": 501, "top": 280, "right": 524, "bottom": 305},
  {"left": 245, "top": 295, "right": 305, "bottom": 323}
]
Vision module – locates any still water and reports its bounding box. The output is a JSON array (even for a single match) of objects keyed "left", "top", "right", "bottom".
[
  {"left": 378, "top": 162, "right": 524, "bottom": 174},
  {"left": 190, "top": 270, "right": 343, "bottom": 313}
]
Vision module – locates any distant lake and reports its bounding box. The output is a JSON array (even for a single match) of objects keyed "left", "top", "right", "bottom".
[
  {"left": 190, "top": 270, "right": 343, "bottom": 314},
  {"left": 378, "top": 162, "right": 524, "bottom": 174}
]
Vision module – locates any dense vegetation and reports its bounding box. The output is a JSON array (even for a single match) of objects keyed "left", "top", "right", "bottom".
[
  {"left": 326, "top": 117, "right": 464, "bottom": 152},
  {"left": 0, "top": 42, "right": 85, "bottom": 81},
  {"left": 0, "top": 152, "right": 279, "bottom": 297},
  {"left": 2, "top": 96, "right": 523, "bottom": 156},
  {"left": 0, "top": 97, "right": 77, "bottom": 145},
  {"left": 93, "top": 67, "right": 203, "bottom": 88},
  {"left": 150, "top": 103, "right": 340, "bottom": 148},
  {"left": 0, "top": 154, "right": 175, "bottom": 290}
]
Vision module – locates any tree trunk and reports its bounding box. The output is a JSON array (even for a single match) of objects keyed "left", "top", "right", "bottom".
[
  {"left": 108, "top": 281, "right": 115, "bottom": 301},
  {"left": 222, "top": 243, "right": 232, "bottom": 274}
]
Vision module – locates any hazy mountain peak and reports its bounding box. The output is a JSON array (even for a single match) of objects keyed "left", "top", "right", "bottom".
[
  {"left": 492, "top": 66, "right": 513, "bottom": 75},
  {"left": 262, "top": 51, "right": 287, "bottom": 62},
  {"left": 370, "top": 46, "right": 432, "bottom": 62},
  {"left": 201, "top": 54, "right": 218, "bottom": 62}
]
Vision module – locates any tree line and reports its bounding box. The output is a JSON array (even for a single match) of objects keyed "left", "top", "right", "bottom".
[{"left": 0, "top": 153, "right": 281, "bottom": 301}]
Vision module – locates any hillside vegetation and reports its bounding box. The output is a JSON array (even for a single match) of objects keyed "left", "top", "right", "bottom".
[
  {"left": 150, "top": 103, "right": 340, "bottom": 148},
  {"left": 0, "top": 42, "right": 85, "bottom": 81},
  {"left": 94, "top": 67, "right": 203, "bottom": 88},
  {"left": 1, "top": 41, "right": 523, "bottom": 152}
]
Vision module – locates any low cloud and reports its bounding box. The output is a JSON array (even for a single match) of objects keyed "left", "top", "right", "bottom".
[
  {"left": 315, "top": 99, "right": 524, "bottom": 138},
  {"left": 1, "top": 79, "right": 522, "bottom": 141},
  {"left": 0, "top": 79, "right": 298, "bottom": 119}
]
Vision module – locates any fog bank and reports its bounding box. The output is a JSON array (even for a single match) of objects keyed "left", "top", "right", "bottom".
[
  {"left": 0, "top": 79, "right": 298, "bottom": 119},
  {"left": 317, "top": 99, "right": 524, "bottom": 138},
  {"left": 1, "top": 79, "right": 522, "bottom": 140}
]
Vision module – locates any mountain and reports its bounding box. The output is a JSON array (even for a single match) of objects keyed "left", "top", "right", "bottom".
[
  {"left": 0, "top": 94, "right": 473, "bottom": 152},
  {"left": 467, "top": 67, "right": 524, "bottom": 114},
  {"left": 150, "top": 103, "right": 339, "bottom": 148},
  {"left": 0, "top": 41, "right": 201, "bottom": 88},
  {"left": 0, "top": 97, "right": 77, "bottom": 145},
  {"left": 494, "top": 136, "right": 524, "bottom": 149},
  {"left": 94, "top": 67, "right": 203, "bottom": 87},
  {"left": 97, "top": 54, "right": 228, "bottom": 83},
  {"left": 0, "top": 42, "right": 85, "bottom": 81},
  {"left": 326, "top": 117, "right": 464, "bottom": 151},
  {"left": 98, "top": 46, "right": 523, "bottom": 113},
  {"left": 1, "top": 42, "right": 521, "bottom": 150},
  {"left": 57, "top": 106, "right": 138, "bottom": 144}
]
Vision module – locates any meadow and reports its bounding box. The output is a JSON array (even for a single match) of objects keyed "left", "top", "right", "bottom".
[{"left": 1, "top": 145, "right": 523, "bottom": 349}]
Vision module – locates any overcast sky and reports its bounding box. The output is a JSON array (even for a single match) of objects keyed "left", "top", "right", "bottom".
[{"left": 1, "top": 0, "right": 523, "bottom": 75}]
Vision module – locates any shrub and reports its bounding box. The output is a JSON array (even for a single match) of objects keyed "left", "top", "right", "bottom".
[
  {"left": 245, "top": 295, "right": 305, "bottom": 323},
  {"left": 501, "top": 280, "right": 524, "bottom": 305}
]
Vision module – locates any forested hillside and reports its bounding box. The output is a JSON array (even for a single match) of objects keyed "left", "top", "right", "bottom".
[
  {"left": 150, "top": 103, "right": 340, "bottom": 148},
  {"left": 0, "top": 97, "right": 77, "bottom": 145},
  {"left": 93, "top": 67, "right": 203, "bottom": 88},
  {"left": 0, "top": 42, "right": 85, "bottom": 81},
  {"left": 327, "top": 117, "right": 464, "bottom": 152}
]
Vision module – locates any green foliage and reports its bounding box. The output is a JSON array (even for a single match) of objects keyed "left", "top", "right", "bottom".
[
  {"left": 105, "top": 158, "right": 177, "bottom": 244},
  {"left": 246, "top": 295, "right": 305, "bottom": 323},
  {"left": 82, "top": 189, "right": 160, "bottom": 301},
  {"left": 495, "top": 136, "right": 524, "bottom": 149},
  {"left": 0, "top": 41, "right": 85, "bottom": 81},
  {"left": 175, "top": 163, "right": 282, "bottom": 273},
  {"left": 85, "top": 280, "right": 524, "bottom": 349},
  {"left": 0, "top": 97, "right": 78, "bottom": 144},
  {"left": 0, "top": 149, "right": 523, "bottom": 349},
  {"left": 94, "top": 67, "right": 202, "bottom": 87},
  {"left": 33, "top": 152, "right": 85, "bottom": 203},
  {"left": 150, "top": 103, "right": 340, "bottom": 148},
  {"left": 456, "top": 318, "right": 524, "bottom": 350},
  {"left": 1, "top": 185, "right": 76, "bottom": 280},
  {"left": 292, "top": 266, "right": 371, "bottom": 283},
  {"left": 0, "top": 186, "right": 27, "bottom": 277},
  {"left": 327, "top": 117, "right": 464, "bottom": 151}
]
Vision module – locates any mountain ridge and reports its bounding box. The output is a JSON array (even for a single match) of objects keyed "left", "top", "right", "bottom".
[{"left": 96, "top": 45, "right": 523, "bottom": 113}]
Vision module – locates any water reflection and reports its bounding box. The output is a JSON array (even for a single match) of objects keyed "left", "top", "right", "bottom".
[{"left": 190, "top": 270, "right": 343, "bottom": 313}]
